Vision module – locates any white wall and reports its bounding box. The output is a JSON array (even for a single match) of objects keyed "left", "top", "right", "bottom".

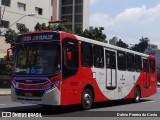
[
  {"left": 0, "top": 36, "right": 10, "bottom": 58},
  {"left": 0, "top": 0, "right": 52, "bottom": 32},
  {"left": 83, "top": 0, "right": 90, "bottom": 30}
]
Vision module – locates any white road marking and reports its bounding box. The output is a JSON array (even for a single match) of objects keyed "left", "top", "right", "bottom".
[
  {"left": 142, "top": 101, "right": 155, "bottom": 104},
  {"left": 0, "top": 104, "right": 6, "bottom": 106}
]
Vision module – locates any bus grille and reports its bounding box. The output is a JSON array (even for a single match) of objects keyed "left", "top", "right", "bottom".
[{"left": 15, "top": 89, "right": 44, "bottom": 97}]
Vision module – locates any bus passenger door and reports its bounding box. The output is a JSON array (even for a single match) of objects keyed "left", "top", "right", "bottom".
[
  {"left": 105, "top": 49, "right": 117, "bottom": 91},
  {"left": 143, "top": 59, "right": 150, "bottom": 88}
]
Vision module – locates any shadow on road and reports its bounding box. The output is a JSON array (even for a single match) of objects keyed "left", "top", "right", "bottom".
[{"left": 0, "top": 99, "right": 153, "bottom": 116}]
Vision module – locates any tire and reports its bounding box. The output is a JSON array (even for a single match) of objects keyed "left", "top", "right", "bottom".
[
  {"left": 134, "top": 87, "right": 141, "bottom": 103},
  {"left": 81, "top": 88, "right": 93, "bottom": 110}
]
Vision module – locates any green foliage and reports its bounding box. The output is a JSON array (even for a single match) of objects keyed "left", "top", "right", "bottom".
[
  {"left": 0, "top": 56, "right": 12, "bottom": 75},
  {"left": 82, "top": 27, "right": 107, "bottom": 42},
  {"left": 34, "top": 22, "right": 71, "bottom": 32},
  {"left": 4, "top": 29, "right": 18, "bottom": 45},
  {"left": 131, "top": 37, "right": 149, "bottom": 53},
  {"left": 16, "top": 23, "right": 29, "bottom": 33},
  {"left": 116, "top": 39, "right": 128, "bottom": 48}
]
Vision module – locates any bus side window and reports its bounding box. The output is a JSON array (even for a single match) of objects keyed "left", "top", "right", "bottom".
[
  {"left": 81, "top": 42, "right": 93, "bottom": 67},
  {"left": 117, "top": 51, "right": 126, "bottom": 71},
  {"left": 150, "top": 59, "right": 155, "bottom": 73},
  {"left": 135, "top": 55, "right": 142, "bottom": 72},
  {"left": 143, "top": 59, "right": 148, "bottom": 72},
  {"left": 93, "top": 45, "right": 104, "bottom": 68},
  {"left": 127, "top": 53, "right": 135, "bottom": 71}
]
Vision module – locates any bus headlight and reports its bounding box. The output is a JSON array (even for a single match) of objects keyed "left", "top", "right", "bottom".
[{"left": 45, "top": 81, "right": 60, "bottom": 92}]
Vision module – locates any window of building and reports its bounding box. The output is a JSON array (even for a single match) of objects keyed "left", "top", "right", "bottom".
[
  {"left": 62, "top": 6, "right": 72, "bottom": 14},
  {"left": 117, "top": 51, "right": 126, "bottom": 70},
  {"left": 105, "top": 50, "right": 116, "bottom": 69},
  {"left": 127, "top": 53, "right": 135, "bottom": 71},
  {"left": 51, "top": 0, "right": 53, "bottom": 6},
  {"left": 1, "top": 0, "right": 10, "bottom": 7},
  {"left": 75, "top": 14, "right": 82, "bottom": 23},
  {"left": 75, "top": 5, "right": 82, "bottom": 13},
  {"left": 62, "top": 0, "right": 73, "bottom": 5},
  {"left": 17, "top": 2, "right": 26, "bottom": 11},
  {"left": 0, "top": 20, "right": 9, "bottom": 28},
  {"left": 81, "top": 42, "right": 93, "bottom": 67},
  {"left": 35, "top": 7, "right": 43, "bottom": 15},
  {"left": 143, "top": 59, "right": 148, "bottom": 72},
  {"left": 75, "top": 0, "right": 83, "bottom": 4},
  {"left": 135, "top": 55, "right": 142, "bottom": 72},
  {"left": 150, "top": 59, "right": 155, "bottom": 73},
  {"left": 93, "top": 45, "right": 104, "bottom": 68}
]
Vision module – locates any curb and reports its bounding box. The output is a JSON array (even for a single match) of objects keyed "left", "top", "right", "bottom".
[{"left": 0, "top": 89, "right": 11, "bottom": 96}]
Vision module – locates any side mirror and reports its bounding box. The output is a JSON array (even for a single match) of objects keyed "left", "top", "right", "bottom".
[
  {"left": 6, "top": 47, "right": 14, "bottom": 64},
  {"left": 67, "top": 51, "right": 72, "bottom": 61}
]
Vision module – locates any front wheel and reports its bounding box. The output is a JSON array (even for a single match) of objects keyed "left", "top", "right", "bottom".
[
  {"left": 81, "top": 88, "right": 93, "bottom": 110},
  {"left": 134, "top": 87, "right": 141, "bottom": 103}
]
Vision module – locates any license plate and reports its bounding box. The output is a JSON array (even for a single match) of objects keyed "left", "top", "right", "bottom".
[{"left": 24, "top": 92, "right": 33, "bottom": 96}]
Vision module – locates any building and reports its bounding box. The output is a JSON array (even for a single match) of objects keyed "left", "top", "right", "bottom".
[
  {"left": 0, "top": 0, "right": 52, "bottom": 58},
  {"left": 52, "top": 0, "right": 90, "bottom": 32},
  {"left": 0, "top": 0, "right": 52, "bottom": 32}
]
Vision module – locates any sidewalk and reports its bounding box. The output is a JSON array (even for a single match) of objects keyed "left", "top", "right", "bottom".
[{"left": 0, "top": 89, "right": 11, "bottom": 95}]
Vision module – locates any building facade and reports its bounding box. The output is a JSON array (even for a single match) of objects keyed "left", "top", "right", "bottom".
[
  {"left": 52, "top": 0, "right": 90, "bottom": 32},
  {"left": 0, "top": 0, "right": 52, "bottom": 58},
  {"left": 0, "top": 0, "right": 52, "bottom": 32}
]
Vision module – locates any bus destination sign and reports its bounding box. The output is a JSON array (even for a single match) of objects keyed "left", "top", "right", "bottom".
[
  {"left": 23, "top": 35, "right": 53, "bottom": 41},
  {"left": 17, "top": 32, "right": 60, "bottom": 43}
]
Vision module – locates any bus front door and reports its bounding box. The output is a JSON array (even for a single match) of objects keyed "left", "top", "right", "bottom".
[{"left": 143, "top": 59, "right": 150, "bottom": 89}]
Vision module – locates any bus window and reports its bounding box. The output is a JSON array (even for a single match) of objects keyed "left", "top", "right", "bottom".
[
  {"left": 135, "top": 55, "right": 142, "bottom": 72},
  {"left": 127, "top": 53, "right": 135, "bottom": 71},
  {"left": 62, "top": 38, "right": 78, "bottom": 79},
  {"left": 150, "top": 59, "right": 155, "bottom": 73},
  {"left": 93, "top": 45, "right": 104, "bottom": 68},
  {"left": 143, "top": 59, "right": 148, "bottom": 72},
  {"left": 81, "top": 42, "right": 93, "bottom": 67},
  {"left": 105, "top": 50, "right": 116, "bottom": 69},
  {"left": 117, "top": 51, "right": 126, "bottom": 71}
]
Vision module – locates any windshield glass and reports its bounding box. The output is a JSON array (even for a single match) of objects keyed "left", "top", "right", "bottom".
[{"left": 14, "top": 42, "right": 60, "bottom": 75}]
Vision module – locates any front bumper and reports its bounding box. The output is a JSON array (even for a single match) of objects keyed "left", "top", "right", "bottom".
[{"left": 11, "top": 87, "right": 60, "bottom": 105}]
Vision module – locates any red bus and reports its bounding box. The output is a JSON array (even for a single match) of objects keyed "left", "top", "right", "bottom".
[{"left": 7, "top": 31, "right": 157, "bottom": 110}]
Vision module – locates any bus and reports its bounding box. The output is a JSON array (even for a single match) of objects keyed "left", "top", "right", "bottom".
[{"left": 7, "top": 31, "right": 157, "bottom": 110}]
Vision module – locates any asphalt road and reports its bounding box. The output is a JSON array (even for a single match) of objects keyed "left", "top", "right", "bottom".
[{"left": 0, "top": 88, "right": 160, "bottom": 120}]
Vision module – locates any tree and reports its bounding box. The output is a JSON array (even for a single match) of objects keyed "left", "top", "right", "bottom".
[
  {"left": 4, "top": 23, "right": 29, "bottom": 45},
  {"left": 131, "top": 37, "right": 149, "bottom": 53},
  {"left": 16, "top": 23, "right": 29, "bottom": 33},
  {"left": 82, "top": 27, "right": 107, "bottom": 42},
  {"left": 34, "top": 22, "right": 71, "bottom": 32},
  {"left": 116, "top": 39, "right": 128, "bottom": 48},
  {"left": 4, "top": 29, "right": 18, "bottom": 45}
]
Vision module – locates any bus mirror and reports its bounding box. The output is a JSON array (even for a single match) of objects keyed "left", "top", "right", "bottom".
[
  {"left": 67, "top": 51, "right": 72, "bottom": 61},
  {"left": 6, "top": 47, "right": 14, "bottom": 65}
]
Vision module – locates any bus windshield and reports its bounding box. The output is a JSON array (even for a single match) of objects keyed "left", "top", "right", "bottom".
[{"left": 14, "top": 42, "right": 60, "bottom": 75}]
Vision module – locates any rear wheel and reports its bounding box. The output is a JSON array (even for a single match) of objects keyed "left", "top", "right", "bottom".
[
  {"left": 81, "top": 88, "right": 93, "bottom": 110},
  {"left": 134, "top": 87, "right": 141, "bottom": 103}
]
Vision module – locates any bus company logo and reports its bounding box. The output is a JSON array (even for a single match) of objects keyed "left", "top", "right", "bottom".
[
  {"left": 2, "top": 112, "right": 11, "bottom": 117},
  {"left": 26, "top": 80, "right": 33, "bottom": 83}
]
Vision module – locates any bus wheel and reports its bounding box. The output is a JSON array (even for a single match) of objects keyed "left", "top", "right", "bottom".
[
  {"left": 81, "top": 88, "right": 93, "bottom": 110},
  {"left": 134, "top": 87, "right": 141, "bottom": 103}
]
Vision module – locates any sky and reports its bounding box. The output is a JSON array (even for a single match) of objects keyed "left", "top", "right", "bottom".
[{"left": 90, "top": 0, "right": 160, "bottom": 47}]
